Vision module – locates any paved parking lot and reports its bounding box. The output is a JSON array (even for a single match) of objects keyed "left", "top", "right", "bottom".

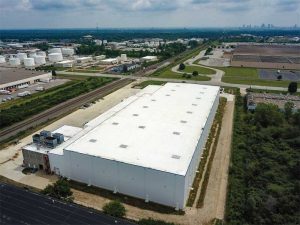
[
  {"left": 259, "top": 69, "right": 300, "bottom": 81},
  {"left": 0, "top": 183, "right": 135, "bottom": 225},
  {"left": 0, "top": 79, "right": 69, "bottom": 103}
]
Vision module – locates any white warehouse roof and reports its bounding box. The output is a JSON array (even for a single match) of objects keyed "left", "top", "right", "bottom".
[{"left": 65, "top": 83, "right": 219, "bottom": 176}]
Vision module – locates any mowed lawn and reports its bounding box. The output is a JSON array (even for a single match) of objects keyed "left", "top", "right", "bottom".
[
  {"left": 156, "top": 69, "right": 211, "bottom": 81},
  {"left": 220, "top": 67, "right": 294, "bottom": 87},
  {"left": 181, "top": 65, "right": 216, "bottom": 75}
]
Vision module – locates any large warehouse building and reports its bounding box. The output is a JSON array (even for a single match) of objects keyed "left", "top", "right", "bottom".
[
  {"left": 0, "top": 67, "right": 52, "bottom": 90},
  {"left": 22, "top": 83, "right": 220, "bottom": 209}
]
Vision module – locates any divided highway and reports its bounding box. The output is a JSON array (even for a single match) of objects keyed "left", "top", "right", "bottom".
[{"left": 0, "top": 78, "right": 133, "bottom": 142}]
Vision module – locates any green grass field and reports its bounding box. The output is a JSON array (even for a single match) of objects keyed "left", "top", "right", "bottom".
[
  {"left": 220, "top": 67, "right": 296, "bottom": 87},
  {"left": 181, "top": 65, "right": 215, "bottom": 75},
  {"left": 157, "top": 70, "right": 211, "bottom": 81}
]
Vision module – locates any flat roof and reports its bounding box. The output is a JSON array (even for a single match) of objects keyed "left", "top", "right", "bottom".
[
  {"left": 23, "top": 125, "right": 83, "bottom": 155},
  {"left": 65, "top": 83, "right": 219, "bottom": 175},
  {"left": 101, "top": 58, "right": 118, "bottom": 62},
  {"left": 0, "top": 67, "right": 47, "bottom": 85}
]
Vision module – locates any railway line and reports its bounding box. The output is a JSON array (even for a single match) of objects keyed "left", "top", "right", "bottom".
[{"left": 0, "top": 78, "right": 133, "bottom": 143}]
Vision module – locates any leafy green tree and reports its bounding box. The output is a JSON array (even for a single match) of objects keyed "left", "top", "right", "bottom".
[
  {"left": 284, "top": 101, "right": 294, "bottom": 120},
  {"left": 288, "top": 82, "right": 298, "bottom": 93},
  {"left": 277, "top": 75, "right": 282, "bottom": 81},
  {"left": 42, "top": 179, "right": 73, "bottom": 201},
  {"left": 192, "top": 71, "right": 199, "bottom": 76},
  {"left": 254, "top": 103, "right": 284, "bottom": 127},
  {"left": 103, "top": 200, "right": 126, "bottom": 218},
  {"left": 52, "top": 70, "right": 57, "bottom": 76},
  {"left": 178, "top": 63, "right": 185, "bottom": 70}
]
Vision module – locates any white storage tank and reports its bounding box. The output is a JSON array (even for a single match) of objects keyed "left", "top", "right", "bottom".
[
  {"left": 24, "top": 58, "right": 35, "bottom": 68},
  {"left": 62, "top": 48, "right": 75, "bottom": 56},
  {"left": 120, "top": 54, "right": 127, "bottom": 61},
  {"left": 17, "top": 53, "right": 27, "bottom": 61},
  {"left": 48, "top": 53, "right": 63, "bottom": 62},
  {"left": 49, "top": 48, "right": 62, "bottom": 54},
  {"left": 34, "top": 56, "right": 46, "bottom": 65},
  {"left": 9, "top": 58, "right": 21, "bottom": 66},
  {"left": 29, "top": 52, "right": 37, "bottom": 58},
  {"left": 0, "top": 56, "right": 5, "bottom": 64},
  {"left": 37, "top": 51, "right": 46, "bottom": 57}
]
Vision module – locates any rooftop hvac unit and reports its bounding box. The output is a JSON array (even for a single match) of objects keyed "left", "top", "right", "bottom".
[
  {"left": 40, "top": 130, "right": 51, "bottom": 138},
  {"left": 53, "top": 133, "right": 64, "bottom": 144},
  {"left": 44, "top": 137, "right": 58, "bottom": 148},
  {"left": 32, "top": 134, "right": 41, "bottom": 143}
]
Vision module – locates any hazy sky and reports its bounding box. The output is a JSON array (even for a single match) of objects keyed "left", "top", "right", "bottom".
[{"left": 0, "top": 0, "right": 299, "bottom": 29}]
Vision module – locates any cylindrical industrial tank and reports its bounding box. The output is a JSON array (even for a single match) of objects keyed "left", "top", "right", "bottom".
[
  {"left": 24, "top": 58, "right": 35, "bottom": 67},
  {"left": 34, "top": 56, "right": 46, "bottom": 65},
  {"left": 49, "top": 48, "right": 62, "bottom": 54},
  {"left": 120, "top": 54, "right": 127, "bottom": 61},
  {"left": 62, "top": 48, "right": 75, "bottom": 56},
  {"left": 0, "top": 56, "right": 5, "bottom": 63},
  {"left": 9, "top": 58, "right": 21, "bottom": 66},
  {"left": 29, "top": 52, "right": 37, "bottom": 58},
  {"left": 48, "top": 53, "right": 63, "bottom": 62},
  {"left": 37, "top": 51, "right": 46, "bottom": 57},
  {"left": 17, "top": 52, "right": 27, "bottom": 61}
]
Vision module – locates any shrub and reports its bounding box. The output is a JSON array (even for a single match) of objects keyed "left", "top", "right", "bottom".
[
  {"left": 103, "top": 200, "right": 126, "bottom": 217},
  {"left": 139, "top": 218, "right": 175, "bottom": 225},
  {"left": 192, "top": 71, "right": 199, "bottom": 76},
  {"left": 42, "top": 179, "right": 73, "bottom": 201},
  {"left": 178, "top": 63, "right": 185, "bottom": 70},
  {"left": 288, "top": 82, "right": 298, "bottom": 93},
  {"left": 186, "top": 74, "right": 192, "bottom": 79}
]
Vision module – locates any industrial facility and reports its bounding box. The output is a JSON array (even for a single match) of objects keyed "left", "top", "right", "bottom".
[
  {"left": 22, "top": 83, "right": 219, "bottom": 209},
  {"left": 0, "top": 68, "right": 52, "bottom": 90}
]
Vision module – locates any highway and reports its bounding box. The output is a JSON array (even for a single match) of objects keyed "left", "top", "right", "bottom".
[
  {"left": 0, "top": 183, "right": 136, "bottom": 225},
  {"left": 0, "top": 78, "right": 133, "bottom": 142}
]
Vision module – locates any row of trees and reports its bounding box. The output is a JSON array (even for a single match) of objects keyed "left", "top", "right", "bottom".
[
  {"left": 42, "top": 179, "right": 175, "bottom": 225},
  {"left": 226, "top": 93, "right": 300, "bottom": 225},
  {"left": 0, "top": 77, "right": 113, "bottom": 128}
]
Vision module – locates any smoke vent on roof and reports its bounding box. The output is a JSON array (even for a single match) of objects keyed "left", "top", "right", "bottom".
[
  {"left": 133, "top": 114, "right": 139, "bottom": 116},
  {"left": 171, "top": 154, "right": 181, "bottom": 159},
  {"left": 187, "top": 111, "right": 193, "bottom": 114},
  {"left": 138, "top": 126, "right": 146, "bottom": 129},
  {"left": 173, "top": 132, "right": 180, "bottom": 135},
  {"left": 119, "top": 144, "right": 128, "bottom": 149},
  {"left": 180, "top": 120, "right": 187, "bottom": 123},
  {"left": 89, "top": 139, "right": 97, "bottom": 143},
  {"left": 143, "top": 106, "right": 149, "bottom": 108},
  {"left": 112, "top": 122, "right": 119, "bottom": 125}
]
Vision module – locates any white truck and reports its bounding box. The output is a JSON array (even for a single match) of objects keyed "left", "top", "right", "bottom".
[{"left": 17, "top": 91, "right": 31, "bottom": 97}]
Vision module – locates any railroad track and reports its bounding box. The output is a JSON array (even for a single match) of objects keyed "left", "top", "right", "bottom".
[{"left": 0, "top": 78, "right": 133, "bottom": 142}]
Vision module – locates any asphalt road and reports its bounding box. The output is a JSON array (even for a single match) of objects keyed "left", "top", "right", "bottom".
[{"left": 0, "top": 183, "right": 136, "bottom": 225}]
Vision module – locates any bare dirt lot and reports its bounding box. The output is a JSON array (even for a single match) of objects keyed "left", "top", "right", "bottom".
[
  {"left": 231, "top": 44, "right": 300, "bottom": 70},
  {"left": 233, "top": 44, "right": 300, "bottom": 56}
]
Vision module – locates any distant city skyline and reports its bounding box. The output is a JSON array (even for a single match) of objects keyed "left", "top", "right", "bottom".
[{"left": 0, "top": 0, "right": 299, "bottom": 29}]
